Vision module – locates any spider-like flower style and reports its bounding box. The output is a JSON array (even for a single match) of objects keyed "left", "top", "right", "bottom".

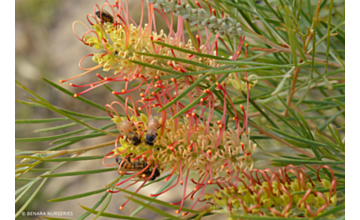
[{"left": 201, "top": 165, "right": 338, "bottom": 218}]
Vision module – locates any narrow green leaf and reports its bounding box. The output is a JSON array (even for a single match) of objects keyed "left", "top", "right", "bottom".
[
  {"left": 313, "top": 132, "right": 343, "bottom": 155},
  {"left": 314, "top": 204, "right": 345, "bottom": 219},
  {"left": 260, "top": 103, "right": 302, "bottom": 136},
  {"left": 15, "top": 128, "right": 87, "bottom": 142},
  {"left": 284, "top": 6, "right": 298, "bottom": 67},
  {"left": 318, "top": 110, "right": 345, "bottom": 131},
  {"left": 16, "top": 181, "right": 34, "bottom": 196},
  {"left": 15, "top": 180, "right": 36, "bottom": 204},
  {"left": 41, "top": 77, "right": 105, "bottom": 111},
  {"left": 130, "top": 65, "right": 233, "bottom": 87},
  {"left": 322, "top": 95, "right": 345, "bottom": 101},
  {"left": 15, "top": 178, "right": 48, "bottom": 218},
  {"left": 307, "top": 0, "right": 313, "bottom": 19},
  {"left": 333, "top": 126, "right": 345, "bottom": 151},
  {"left": 77, "top": 192, "right": 109, "bottom": 220},
  {"left": 94, "top": 189, "right": 113, "bottom": 219},
  {"left": 270, "top": 158, "right": 344, "bottom": 165},
  {"left": 159, "top": 74, "right": 209, "bottom": 112},
  {"left": 271, "top": 66, "right": 295, "bottom": 95},
  {"left": 48, "top": 187, "right": 109, "bottom": 202},
  {"left": 333, "top": 215, "right": 345, "bottom": 220},
  {"left": 277, "top": 96, "right": 309, "bottom": 137},
  {"left": 16, "top": 178, "right": 34, "bottom": 182},
  {"left": 119, "top": 188, "right": 200, "bottom": 214},
  {"left": 283, "top": 138, "right": 310, "bottom": 148},
  {"left": 127, "top": 197, "right": 182, "bottom": 220},
  {"left": 184, "top": 22, "right": 198, "bottom": 49},
  {"left": 264, "top": 0, "right": 282, "bottom": 20},
  {"left": 268, "top": 126, "right": 328, "bottom": 147},
  {"left": 16, "top": 118, "right": 68, "bottom": 124},
  {"left": 130, "top": 60, "right": 180, "bottom": 75},
  {"left": 28, "top": 168, "right": 51, "bottom": 172},
  {"left": 27, "top": 97, "right": 116, "bottom": 137},
  {"left": 294, "top": 81, "right": 311, "bottom": 107},
  {"left": 171, "top": 73, "right": 229, "bottom": 119},
  {"left": 297, "top": 113, "right": 313, "bottom": 139},
  {"left": 222, "top": 1, "right": 255, "bottom": 14},
  {"left": 153, "top": 41, "right": 228, "bottom": 60},
  {"left": 243, "top": 92, "right": 279, "bottom": 129},
  {"left": 217, "top": 61, "right": 287, "bottom": 66},
  {"left": 15, "top": 99, "right": 43, "bottom": 108},
  {"left": 80, "top": 205, "right": 147, "bottom": 220},
  {"left": 34, "top": 122, "right": 77, "bottom": 133},
  {"left": 229, "top": 215, "right": 309, "bottom": 220},
  {"left": 131, "top": 175, "right": 177, "bottom": 216},
  {"left": 135, "top": 52, "right": 213, "bottom": 69},
  {"left": 323, "top": 0, "right": 336, "bottom": 76},
  {"left": 16, "top": 80, "right": 51, "bottom": 104},
  {"left": 332, "top": 99, "right": 345, "bottom": 108},
  {"left": 40, "top": 167, "right": 118, "bottom": 178},
  {"left": 303, "top": 105, "right": 338, "bottom": 112},
  {"left": 50, "top": 129, "right": 118, "bottom": 144},
  {"left": 47, "top": 122, "right": 115, "bottom": 151},
  {"left": 16, "top": 161, "right": 67, "bottom": 197},
  {"left": 43, "top": 155, "right": 104, "bottom": 162}
]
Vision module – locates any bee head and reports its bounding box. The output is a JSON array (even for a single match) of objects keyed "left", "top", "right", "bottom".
[
  {"left": 146, "top": 134, "right": 155, "bottom": 142},
  {"left": 129, "top": 133, "right": 141, "bottom": 145}
]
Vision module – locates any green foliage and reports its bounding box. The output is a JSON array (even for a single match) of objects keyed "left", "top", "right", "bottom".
[{"left": 15, "top": 0, "right": 344, "bottom": 219}]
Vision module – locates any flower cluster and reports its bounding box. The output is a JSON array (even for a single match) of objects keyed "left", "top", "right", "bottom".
[
  {"left": 71, "top": 0, "right": 261, "bottom": 216},
  {"left": 63, "top": 0, "right": 247, "bottom": 98},
  {"left": 101, "top": 92, "right": 256, "bottom": 214},
  {"left": 202, "top": 165, "right": 338, "bottom": 218}
]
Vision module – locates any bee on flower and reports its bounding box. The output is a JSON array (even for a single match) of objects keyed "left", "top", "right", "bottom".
[{"left": 102, "top": 92, "right": 257, "bottom": 215}]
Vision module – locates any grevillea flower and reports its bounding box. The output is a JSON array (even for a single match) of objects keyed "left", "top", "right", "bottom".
[
  {"left": 201, "top": 165, "right": 338, "bottom": 218},
  {"left": 74, "top": 0, "right": 259, "bottom": 216},
  {"left": 63, "top": 0, "right": 249, "bottom": 99},
  {"left": 101, "top": 89, "right": 256, "bottom": 214}
]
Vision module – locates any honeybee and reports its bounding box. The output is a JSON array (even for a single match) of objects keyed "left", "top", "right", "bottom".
[
  {"left": 119, "top": 120, "right": 141, "bottom": 146},
  {"left": 116, "top": 158, "right": 160, "bottom": 181},
  {"left": 143, "top": 168, "right": 160, "bottom": 181},
  {"left": 145, "top": 117, "right": 161, "bottom": 146},
  {"left": 96, "top": 9, "right": 114, "bottom": 23},
  {"left": 116, "top": 157, "right": 146, "bottom": 170}
]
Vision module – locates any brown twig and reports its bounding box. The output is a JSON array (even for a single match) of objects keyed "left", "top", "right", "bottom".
[{"left": 284, "top": 66, "right": 301, "bottom": 116}]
